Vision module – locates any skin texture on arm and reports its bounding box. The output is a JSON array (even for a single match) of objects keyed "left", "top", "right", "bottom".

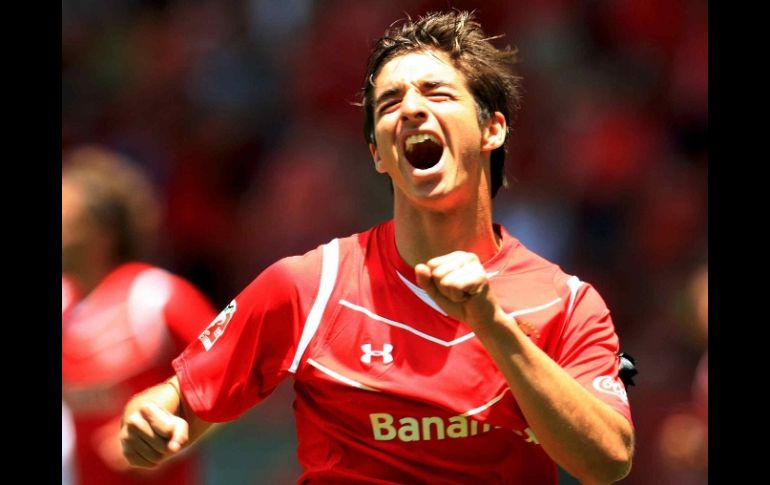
[
  {"left": 120, "top": 376, "right": 214, "bottom": 468},
  {"left": 415, "top": 252, "right": 634, "bottom": 484}
]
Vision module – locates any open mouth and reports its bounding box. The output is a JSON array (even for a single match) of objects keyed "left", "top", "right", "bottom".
[{"left": 404, "top": 133, "right": 444, "bottom": 170}]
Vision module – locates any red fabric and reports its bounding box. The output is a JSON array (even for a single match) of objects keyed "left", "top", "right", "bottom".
[
  {"left": 62, "top": 263, "right": 216, "bottom": 485},
  {"left": 175, "top": 221, "right": 632, "bottom": 483}
]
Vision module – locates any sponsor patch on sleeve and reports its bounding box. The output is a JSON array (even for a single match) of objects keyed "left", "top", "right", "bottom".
[
  {"left": 198, "top": 299, "right": 237, "bottom": 351},
  {"left": 592, "top": 375, "right": 628, "bottom": 404}
]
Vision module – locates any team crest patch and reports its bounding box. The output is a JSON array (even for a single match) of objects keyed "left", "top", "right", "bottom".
[
  {"left": 592, "top": 375, "right": 628, "bottom": 404},
  {"left": 199, "top": 300, "right": 237, "bottom": 351}
]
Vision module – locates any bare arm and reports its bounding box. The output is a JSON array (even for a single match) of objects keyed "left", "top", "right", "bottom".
[
  {"left": 415, "top": 252, "right": 633, "bottom": 484},
  {"left": 119, "top": 376, "right": 214, "bottom": 468}
]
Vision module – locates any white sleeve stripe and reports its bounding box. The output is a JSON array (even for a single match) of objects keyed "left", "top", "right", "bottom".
[
  {"left": 288, "top": 239, "right": 340, "bottom": 374},
  {"left": 566, "top": 275, "right": 583, "bottom": 319}
]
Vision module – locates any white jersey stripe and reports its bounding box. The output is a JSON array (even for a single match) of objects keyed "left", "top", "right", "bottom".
[
  {"left": 395, "top": 270, "right": 500, "bottom": 317},
  {"left": 396, "top": 271, "right": 448, "bottom": 316},
  {"left": 289, "top": 239, "right": 340, "bottom": 373},
  {"left": 127, "top": 268, "right": 172, "bottom": 346},
  {"left": 565, "top": 276, "right": 583, "bottom": 319},
  {"left": 339, "top": 299, "right": 476, "bottom": 347},
  {"left": 307, "top": 358, "right": 380, "bottom": 392},
  {"left": 461, "top": 388, "right": 510, "bottom": 417},
  {"left": 339, "top": 296, "right": 565, "bottom": 347},
  {"left": 508, "top": 297, "right": 563, "bottom": 318}
]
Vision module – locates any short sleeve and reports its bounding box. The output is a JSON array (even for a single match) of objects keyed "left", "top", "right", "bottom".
[
  {"left": 554, "top": 278, "right": 633, "bottom": 425},
  {"left": 173, "top": 252, "right": 321, "bottom": 422}
]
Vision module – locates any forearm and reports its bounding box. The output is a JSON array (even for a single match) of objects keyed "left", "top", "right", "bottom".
[
  {"left": 414, "top": 253, "right": 633, "bottom": 482},
  {"left": 475, "top": 310, "right": 633, "bottom": 484}
]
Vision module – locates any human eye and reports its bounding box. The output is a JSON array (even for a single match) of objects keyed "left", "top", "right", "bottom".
[
  {"left": 378, "top": 99, "right": 400, "bottom": 115},
  {"left": 425, "top": 84, "right": 457, "bottom": 101},
  {"left": 427, "top": 91, "right": 453, "bottom": 101},
  {"left": 422, "top": 80, "right": 455, "bottom": 100}
]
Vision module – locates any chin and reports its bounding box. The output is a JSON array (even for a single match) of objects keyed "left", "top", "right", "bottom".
[{"left": 405, "top": 183, "right": 464, "bottom": 210}]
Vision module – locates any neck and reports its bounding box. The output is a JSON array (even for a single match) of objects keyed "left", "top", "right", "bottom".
[{"left": 393, "top": 192, "right": 500, "bottom": 267}]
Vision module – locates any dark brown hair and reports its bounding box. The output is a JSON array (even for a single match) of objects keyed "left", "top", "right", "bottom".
[{"left": 362, "top": 10, "right": 522, "bottom": 197}]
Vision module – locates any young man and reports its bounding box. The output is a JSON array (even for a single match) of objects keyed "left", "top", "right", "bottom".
[
  {"left": 120, "top": 11, "right": 634, "bottom": 484},
  {"left": 63, "top": 146, "right": 217, "bottom": 484}
]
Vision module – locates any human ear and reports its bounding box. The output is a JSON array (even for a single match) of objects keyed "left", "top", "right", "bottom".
[
  {"left": 481, "top": 112, "right": 506, "bottom": 152},
  {"left": 369, "top": 143, "right": 386, "bottom": 173}
]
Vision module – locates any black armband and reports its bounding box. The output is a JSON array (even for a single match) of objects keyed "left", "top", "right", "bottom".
[{"left": 618, "top": 351, "right": 638, "bottom": 387}]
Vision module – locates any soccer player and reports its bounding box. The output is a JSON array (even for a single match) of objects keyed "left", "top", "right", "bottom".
[
  {"left": 119, "top": 11, "right": 634, "bottom": 484},
  {"left": 62, "top": 145, "right": 217, "bottom": 485}
]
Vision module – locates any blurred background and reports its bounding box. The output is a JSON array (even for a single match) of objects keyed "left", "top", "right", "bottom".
[{"left": 62, "top": 0, "right": 708, "bottom": 483}]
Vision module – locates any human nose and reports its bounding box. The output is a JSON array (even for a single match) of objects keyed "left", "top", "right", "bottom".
[{"left": 400, "top": 90, "right": 427, "bottom": 122}]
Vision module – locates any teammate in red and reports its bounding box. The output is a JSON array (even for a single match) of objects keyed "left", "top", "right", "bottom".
[
  {"left": 62, "top": 146, "right": 217, "bottom": 485},
  {"left": 120, "top": 11, "right": 634, "bottom": 484}
]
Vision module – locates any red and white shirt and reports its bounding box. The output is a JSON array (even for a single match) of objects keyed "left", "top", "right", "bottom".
[
  {"left": 63, "top": 262, "right": 216, "bottom": 485},
  {"left": 174, "top": 221, "right": 633, "bottom": 484}
]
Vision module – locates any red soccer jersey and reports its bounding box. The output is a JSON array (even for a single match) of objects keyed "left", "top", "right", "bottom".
[
  {"left": 63, "top": 262, "right": 216, "bottom": 485},
  {"left": 174, "top": 221, "right": 633, "bottom": 484}
]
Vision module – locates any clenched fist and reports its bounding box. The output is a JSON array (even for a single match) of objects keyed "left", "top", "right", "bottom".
[
  {"left": 120, "top": 398, "right": 189, "bottom": 468},
  {"left": 414, "top": 251, "right": 505, "bottom": 330}
]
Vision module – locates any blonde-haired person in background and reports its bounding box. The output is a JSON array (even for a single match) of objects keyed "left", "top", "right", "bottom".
[{"left": 62, "top": 145, "right": 216, "bottom": 484}]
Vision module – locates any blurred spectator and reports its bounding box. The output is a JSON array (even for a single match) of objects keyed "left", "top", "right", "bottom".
[
  {"left": 62, "top": 145, "right": 217, "bottom": 484},
  {"left": 656, "top": 264, "right": 708, "bottom": 484}
]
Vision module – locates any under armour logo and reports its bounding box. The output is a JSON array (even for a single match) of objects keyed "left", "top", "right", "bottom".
[{"left": 361, "top": 343, "right": 394, "bottom": 364}]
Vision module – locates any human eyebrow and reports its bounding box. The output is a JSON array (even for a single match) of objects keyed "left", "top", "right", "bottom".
[{"left": 420, "top": 80, "right": 454, "bottom": 91}]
